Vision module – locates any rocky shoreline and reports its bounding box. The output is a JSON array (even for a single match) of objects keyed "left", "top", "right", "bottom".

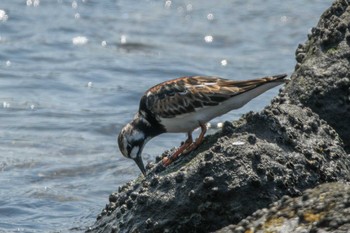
[{"left": 87, "top": 0, "right": 350, "bottom": 232}]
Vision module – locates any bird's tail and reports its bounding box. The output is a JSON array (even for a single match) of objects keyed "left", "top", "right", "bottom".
[{"left": 229, "top": 74, "right": 288, "bottom": 88}]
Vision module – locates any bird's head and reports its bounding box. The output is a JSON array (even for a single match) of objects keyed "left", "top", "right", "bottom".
[{"left": 118, "top": 122, "right": 148, "bottom": 175}]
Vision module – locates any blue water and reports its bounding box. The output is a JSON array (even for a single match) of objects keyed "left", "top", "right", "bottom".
[{"left": 0, "top": 0, "right": 332, "bottom": 232}]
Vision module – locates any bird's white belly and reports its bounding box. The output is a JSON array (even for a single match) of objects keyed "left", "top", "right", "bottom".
[
  {"left": 159, "top": 81, "right": 281, "bottom": 133},
  {"left": 159, "top": 111, "right": 210, "bottom": 133},
  {"left": 160, "top": 95, "right": 247, "bottom": 132}
]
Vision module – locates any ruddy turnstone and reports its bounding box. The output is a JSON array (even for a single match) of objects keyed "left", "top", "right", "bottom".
[{"left": 118, "top": 74, "right": 287, "bottom": 175}]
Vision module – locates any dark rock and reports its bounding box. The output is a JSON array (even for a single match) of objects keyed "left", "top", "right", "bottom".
[
  {"left": 216, "top": 182, "right": 350, "bottom": 233},
  {"left": 87, "top": 98, "right": 350, "bottom": 232},
  {"left": 286, "top": 0, "right": 350, "bottom": 152}
]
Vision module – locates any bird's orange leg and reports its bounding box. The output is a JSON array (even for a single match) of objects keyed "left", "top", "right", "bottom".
[
  {"left": 184, "top": 122, "right": 207, "bottom": 153},
  {"left": 162, "top": 122, "right": 207, "bottom": 167},
  {"left": 162, "top": 132, "right": 193, "bottom": 166}
]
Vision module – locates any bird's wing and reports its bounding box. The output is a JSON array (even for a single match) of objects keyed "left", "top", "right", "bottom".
[{"left": 141, "top": 75, "right": 287, "bottom": 118}]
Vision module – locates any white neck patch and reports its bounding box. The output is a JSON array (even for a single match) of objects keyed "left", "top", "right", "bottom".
[
  {"left": 131, "top": 128, "right": 145, "bottom": 142},
  {"left": 130, "top": 146, "right": 139, "bottom": 159}
]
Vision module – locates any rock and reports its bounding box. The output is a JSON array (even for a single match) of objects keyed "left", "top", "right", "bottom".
[
  {"left": 87, "top": 101, "right": 350, "bottom": 233},
  {"left": 286, "top": 0, "right": 350, "bottom": 152},
  {"left": 87, "top": 0, "right": 350, "bottom": 232},
  {"left": 216, "top": 182, "right": 350, "bottom": 233}
]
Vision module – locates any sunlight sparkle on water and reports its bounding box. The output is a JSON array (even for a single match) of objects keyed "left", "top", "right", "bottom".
[
  {"left": 207, "top": 13, "right": 214, "bottom": 21},
  {"left": 3, "top": 101, "right": 10, "bottom": 108},
  {"left": 72, "top": 36, "right": 88, "bottom": 45},
  {"left": 120, "top": 35, "right": 127, "bottom": 44},
  {"left": 164, "top": 0, "right": 171, "bottom": 9},
  {"left": 186, "top": 4, "right": 193, "bottom": 12},
  {"left": 221, "top": 59, "right": 228, "bottom": 66},
  {"left": 26, "top": 0, "right": 40, "bottom": 7},
  {"left": 72, "top": 1, "right": 78, "bottom": 9},
  {"left": 204, "top": 35, "right": 213, "bottom": 43},
  {"left": 280, "top": 15, "right": 288, "bottom": 23},
  {"left": 0, "top": 9, "right": 8, "bottom": 21}
]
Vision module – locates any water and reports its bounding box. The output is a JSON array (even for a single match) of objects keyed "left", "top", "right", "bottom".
[{"left": 0, "top": 0, "right": 332, "bottom": 232}]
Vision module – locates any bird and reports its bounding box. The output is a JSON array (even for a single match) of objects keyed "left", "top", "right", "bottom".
[{"left": 118, "top": 74, "right": 288, "bottom": 175}]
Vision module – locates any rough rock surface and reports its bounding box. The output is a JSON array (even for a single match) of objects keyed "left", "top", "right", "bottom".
[
  {"left": 88, "top": 101, "right": 350, "bottom": 233},
  {"left": 87, "top": 0, "right": 350, "bottom": 232},
  {"left": 286, "top": 0, "right": 350, "bottom": 152},
  {"left": 217, "top": 182, "right": 350, "bottom": 233}
]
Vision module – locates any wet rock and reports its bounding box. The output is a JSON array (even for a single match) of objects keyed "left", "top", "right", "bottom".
[{"left": 87, "top": 1, "right": 350, "bottom": 233}]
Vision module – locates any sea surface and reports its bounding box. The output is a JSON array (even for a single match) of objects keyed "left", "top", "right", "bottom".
[{"left": 0, "top": 0, "right": 333, "bottom": 232}]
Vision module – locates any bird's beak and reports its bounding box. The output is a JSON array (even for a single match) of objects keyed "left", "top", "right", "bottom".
[{"left": 134, "top": 155, "right": 146, "bottom": 176}]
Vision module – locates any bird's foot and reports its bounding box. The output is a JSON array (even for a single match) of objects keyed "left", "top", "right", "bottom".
[
  {"left": 162, "top": 156, "right": 173, "bottom": 166},
  {"left": 162, "top": 123, "right": 207, "bottom": 167},
  {"left": 162, "top": 138, "right": 193, "bottom": 167},
  {"left": 162, "top": 142, "right": 203, "bottom": 167},
  {"left": 183, "top": 140, "right": 201, "bottom": 154}
]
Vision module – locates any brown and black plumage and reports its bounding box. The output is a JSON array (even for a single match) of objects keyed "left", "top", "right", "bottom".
[{"left": 118, "top": 74, "right": 288, "bottom": 175}]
